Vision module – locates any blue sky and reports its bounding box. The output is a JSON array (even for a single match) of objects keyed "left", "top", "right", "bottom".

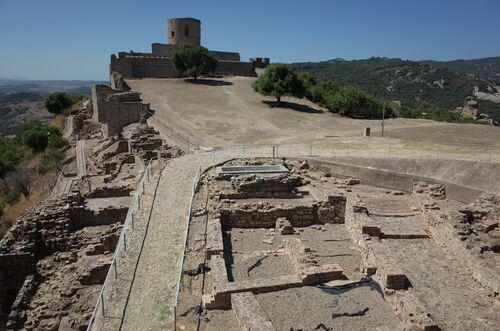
[{"left": 1, "top": 0, "right": 499, "bottom": 80}]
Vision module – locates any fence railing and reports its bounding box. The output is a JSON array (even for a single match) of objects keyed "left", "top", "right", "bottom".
[
  {"left": 85, "top": 159, "right": 155, "bottom": 331},
  {"left": 148, "top": 113, "right": 201, "bottom": 153},
  {"left": 216, "top": 140, "right": 500, "bottom": 164}
]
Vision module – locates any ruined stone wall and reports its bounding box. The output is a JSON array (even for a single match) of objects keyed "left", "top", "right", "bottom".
[
  {"left": 70, "top": 205, "right": 128, "bottom": 230},
  {"left": 105, "top": 102, "right": 148, "bottom": 136},
  {"left": 220, "top": 204, "right": 318, "bottom": 228},
  {"left": 91, "top": 84, "right": 116, "bottom": 122}
]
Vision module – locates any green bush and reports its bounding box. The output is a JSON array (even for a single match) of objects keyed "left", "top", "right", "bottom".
[
  {"left": 17, "top": 121, "right": 62, "bottom": 152},
  {"left": 48, "top": 134, "right": 69, "bottom": 149},
  {"left": 44, "top": 91, "right": 73, "bottom": 114},
  {"left": 0, "top": 139, "right": 24, "bottom": 177},
  {"left": 4, "top": 190, "right": 20, "bottom": 204},
  {"left": 324, "top": 85, "right": 391, "bottom": 119}
]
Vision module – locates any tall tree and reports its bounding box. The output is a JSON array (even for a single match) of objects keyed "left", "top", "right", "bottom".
[
  {"left": 171, "top": 45, "right": 218, "bottom": 80},
  {"left": 252, "top": 64, "right": 305, "bottom": 104}
]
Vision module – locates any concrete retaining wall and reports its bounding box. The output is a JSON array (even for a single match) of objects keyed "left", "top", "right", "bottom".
[{"left": 305, "top": 158, "right": 486, "bottom": 203}]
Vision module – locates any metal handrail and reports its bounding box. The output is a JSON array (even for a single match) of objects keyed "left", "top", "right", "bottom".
[
  {"left": 148, "top": 112, "right": 201, "bottom": 152},
  {"left": 85, "top": 158, "right": 154, "bottom": 331}
]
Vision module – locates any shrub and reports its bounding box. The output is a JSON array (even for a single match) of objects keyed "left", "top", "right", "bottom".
[
  {"left": 44, "top": 91, "right": 73, "bottom": 114},
  {"left": 0, "top": 139, "right": 24, "bottom": 177},
  {"left": 17, "top": 121, "right": 62, "bottom": 152},
  {"left": 4, "top": 191, "right": 20, "bottom": 204}
]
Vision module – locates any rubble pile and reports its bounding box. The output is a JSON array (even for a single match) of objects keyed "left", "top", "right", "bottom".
[{"left": 129, "top": 124, "right": 183, "bottom": 162}]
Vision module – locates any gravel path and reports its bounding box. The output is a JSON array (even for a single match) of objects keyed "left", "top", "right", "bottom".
[{"left": 119, "top": 155, "right": 201, "bottom": 331}]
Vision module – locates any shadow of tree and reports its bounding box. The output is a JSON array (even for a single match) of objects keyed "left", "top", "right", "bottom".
[
  {"left": 263, "top": 100, "right": 324, "bottom": 114},
  {"left": 185, "top": 78, "right": 233, "bottom": 86}
]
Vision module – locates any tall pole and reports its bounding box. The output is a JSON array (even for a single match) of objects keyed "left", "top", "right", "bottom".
[{"left": 381, "top": 101, "right": 385, "bottom": 137}]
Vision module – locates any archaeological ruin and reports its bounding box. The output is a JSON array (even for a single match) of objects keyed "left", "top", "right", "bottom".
[
  {"left": 1, "top": 16, "right": 499, "bottom": 331},
  {"left": 175, "top": 158, "right": 499, "bottom": 330}
]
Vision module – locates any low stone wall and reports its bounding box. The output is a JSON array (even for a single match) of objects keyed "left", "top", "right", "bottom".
[
  {"left": 343, "top": 192, "right": 438, "bottom": 330},
  {"left": 414, "top": 185, "right": 500, "bottom": 293},
  {"left": 70, "top": 205, "right": 128, "bottom": 229},
  {"left": 220, "top": 204, "right": 317, "bottom": 228},
  {"left": 206, "top": 218, "right": 223, "bottom": 260},
  {"left": 307, "top": 158, "right": 488, "bottom": 203},
  {"left": 222, "top": 174, "right": 304, "bottom": 199},
  {"left": 231, "top": 292, "right": 276, "bottom": 331},
  {"left": 203, "top": 237, "right": 344, "bottom": 310},
  {"left": 219, "top": 193, "right": 345, "bottom": 228}
]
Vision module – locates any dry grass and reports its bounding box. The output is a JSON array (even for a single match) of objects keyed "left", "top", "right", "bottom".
[
  {"left": 50, "top": 114, "right": 66, "bottom": 131},
  {"left": 0, "top": 153, "right": 59, "bottom": 238}
]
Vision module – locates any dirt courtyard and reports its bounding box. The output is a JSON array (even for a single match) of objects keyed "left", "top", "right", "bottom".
[{"left": 127, "top": 77, "right": 500, "bottom": 150}]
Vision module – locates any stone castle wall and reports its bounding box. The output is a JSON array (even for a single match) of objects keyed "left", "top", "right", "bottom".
[
  {"left": 111, "top": 53, "right": 256, "bottom": 79},
  {"left": 215, "top": 60, "right": 256, "bottom": 77}
]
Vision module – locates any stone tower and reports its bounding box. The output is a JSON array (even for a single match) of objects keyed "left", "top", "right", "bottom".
[{"left": 167, "top": 18, "right": 201, "bottom": 46}]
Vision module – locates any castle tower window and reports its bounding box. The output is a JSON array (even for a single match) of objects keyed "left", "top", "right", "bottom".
[
  {"left": 171, "top": 30, "right": 175, "bottom": 38},
  {"left": 185, "top": 28, "right": 189, "bottom": 37}
]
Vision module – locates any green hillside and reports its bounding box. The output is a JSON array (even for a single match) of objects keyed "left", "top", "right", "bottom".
[
  {"left": 292, "top": 57, "right": 500, "bottom": 121},
  {"left": 420, "top": 56, "right": 500, "bottom": 84}
]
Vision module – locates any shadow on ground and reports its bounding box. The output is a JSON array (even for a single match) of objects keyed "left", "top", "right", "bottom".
[
  {"left": 185, "top": 79, "right": 233, "bottom": 86},
  {"left": 263, "top": 100, "right": 324, "bottom": 113}
]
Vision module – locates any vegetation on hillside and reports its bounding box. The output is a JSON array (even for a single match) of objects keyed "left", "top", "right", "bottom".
[
  {"left": 252, "top": 64, "right": 390, "bottom": 119},
  {"left": 292, "top": 57, "right": 500, "bottom": 122},
  {"left": 420, "top": 56, "right": 500, "bottom": 84},
  {"left": 0, "top": 121, "right": 68, "bottom": 236},
  {"left": 171, "top": 45, "right": 218, "bottom": 80}
]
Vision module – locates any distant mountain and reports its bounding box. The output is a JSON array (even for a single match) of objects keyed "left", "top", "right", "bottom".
[
  {"left": 0, "top": 80, "right": 103, "bottom": 136},
  {"left": 0, "top": 79, "right": 106, "bottom": 96},
  {"left": 292, "top": 57, "right": 500, "bottom": 121},
  {"left": 420, "top": 57, "right": 500, "bottom": 84}
]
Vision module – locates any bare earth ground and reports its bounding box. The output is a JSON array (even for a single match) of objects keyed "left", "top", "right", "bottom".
[{"left": 128, "top": 77, "right": 500, "bottom": 160}]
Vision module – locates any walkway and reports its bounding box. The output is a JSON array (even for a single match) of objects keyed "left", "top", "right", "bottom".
[{"left": 76, "top": 139, "right": 87, "bottom": 177}]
